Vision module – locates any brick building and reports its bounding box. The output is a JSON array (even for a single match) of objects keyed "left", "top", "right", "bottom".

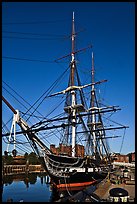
[
  {"left": 128, "top": 152, "right": 135, "bottom": 163},
  {"left": 115, "top": 154, "right": 129, "bottom": 163},
  {"left": 114, "top": 152, "right": 135, "bottom": 163},
  {"left": 50, "top": 143, "right": 85, "bottom": 158}
]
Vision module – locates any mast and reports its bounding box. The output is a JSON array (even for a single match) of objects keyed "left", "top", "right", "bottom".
[
  {"left": 90, "top": 53, "right": 105, "bottom": 159},
  {"left": 91, "top": 52, "right": 96, "bottom": 158},
  {"left": 71, "top": 11, "right": 76, "bottom": 157},
  {"left": 71, "top": 11, "right": 75, "bottom": 86}
]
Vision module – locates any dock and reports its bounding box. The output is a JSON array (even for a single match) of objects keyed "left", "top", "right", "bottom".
[
  {"left": 93, "top": 179, "right": 135, "bottom": 202},
  {"left": 55, "top": 180, "right": 135, "bottom": 202},
  {"left": 3, "top": 164, "right": 45, "bottom": 175},
  {"left": 55, "top": 166, "right": 135, "bottom": 202}
]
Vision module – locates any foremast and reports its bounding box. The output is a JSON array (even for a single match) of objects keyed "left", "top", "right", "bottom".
[
  {"left": 91, "top": 52, "right": 96, "bottom": 158},
  {"left": 71, "top": 11, "right": 76, "bottom": 157}
]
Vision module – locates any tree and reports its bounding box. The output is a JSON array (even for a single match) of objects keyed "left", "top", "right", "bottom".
[
  {"left": 3, "top": 155, "right": 14, "bottom": 165},
  {"left": 25, "top": 152, "right": 41, "bottom": 165},
  {"left": 24, "top": 152, "right": 29, "bottom": 160}
]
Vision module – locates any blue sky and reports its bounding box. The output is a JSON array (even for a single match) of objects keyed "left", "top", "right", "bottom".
[{"left": 2, "top": 2, "right": 135, "bottom": 155}]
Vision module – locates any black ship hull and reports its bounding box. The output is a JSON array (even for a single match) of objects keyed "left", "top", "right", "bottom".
[{"left": 40, "top": 153, "right": 109, "bottom": 186}]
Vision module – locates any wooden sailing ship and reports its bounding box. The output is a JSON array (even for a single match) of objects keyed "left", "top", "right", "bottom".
[{"left": 2, "top": 12, "right": 128, "bottom": 190}]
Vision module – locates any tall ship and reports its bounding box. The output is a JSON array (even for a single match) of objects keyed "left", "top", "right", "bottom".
[{"left": 2, "top": 12, "right": 128, "bottom": 190}]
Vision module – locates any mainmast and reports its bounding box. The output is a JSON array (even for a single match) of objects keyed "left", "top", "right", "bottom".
[{"left": 71, "top": 11, "right": 76, "bottom": 157}]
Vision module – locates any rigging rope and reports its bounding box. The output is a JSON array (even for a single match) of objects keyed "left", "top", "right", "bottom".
[
  {"left": 23, "top": 64, "right": 70, "bottom": 121},
  {"left": 119, "top": 128, "right": 126, "bottom": 154}
]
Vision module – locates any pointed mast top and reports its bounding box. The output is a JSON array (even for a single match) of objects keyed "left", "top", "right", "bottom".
[
  {"left": 91, "top": 51, "right": 95, "bottom": 108},
  {"left": 71, "top": 11, "right": 75, "bottom": 57},
  {"left": 71, "top": 11, "right": 75, "bottom": 86},
  {"left": 92, "top": 52, "right": 94, "bottom": 84},
  {"left": 73, "top": 11, "right": 74, "bottom": 21}
]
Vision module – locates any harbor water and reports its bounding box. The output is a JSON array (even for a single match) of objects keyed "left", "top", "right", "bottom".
[
  {"left": 2, "top": 168, "right": 135, "bottom": 202},
  {"left": 2, "top": 172, "right": 88, "bottom": 202},
  {"left": 2, "top": 172, "right": 55, "bottom": 202}
]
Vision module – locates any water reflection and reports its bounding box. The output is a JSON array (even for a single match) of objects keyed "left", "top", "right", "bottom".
[
  {"left": 2, "top": 172, "right": 53, "bottom": 202},
  {"left": 2, "top": 173, "right": 89, "bottom": 202},
  {"left": 3, "top": 172, "right": 50, "bottom": 187}
]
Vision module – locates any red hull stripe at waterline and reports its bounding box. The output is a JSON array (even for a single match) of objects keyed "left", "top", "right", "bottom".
[{"left": 56, "top": 179, "right": 97, "bottom": 189}]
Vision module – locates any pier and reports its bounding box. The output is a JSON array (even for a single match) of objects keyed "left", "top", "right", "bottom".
[
  {"left": 3, "top": 164, "right": 45, "bottom": 175},
  {"left": 56, "top": 180, "right": 135, "bottom": 202},
  {"left": 112, "top": 161, "right": 135, "bottom": 168},
  {"left": 94, "top": 178, "right": 135, "bottom": 202},
  {"left": 55, "top": 165, "right": 135, "bottom": 202}
]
